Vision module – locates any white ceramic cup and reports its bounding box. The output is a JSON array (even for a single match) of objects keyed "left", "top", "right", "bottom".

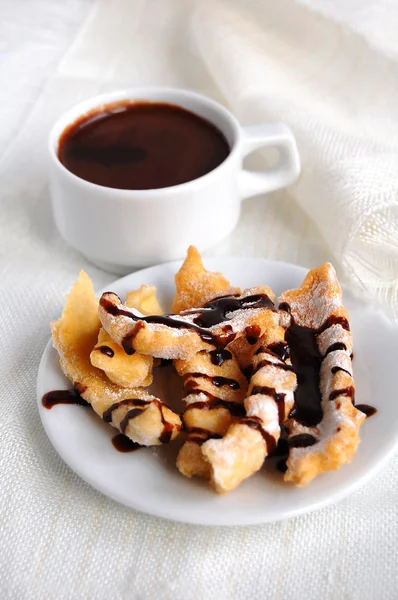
[{"left": 49, "top": 88, "right": 300, "bottom": 274}]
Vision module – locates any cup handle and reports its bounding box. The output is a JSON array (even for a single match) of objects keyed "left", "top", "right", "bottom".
[{"left": 239, "top": 123, "right": 301, "bottom": 198}]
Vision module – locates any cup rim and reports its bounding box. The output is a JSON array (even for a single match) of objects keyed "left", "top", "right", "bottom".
[{"left": 48, "top": 87, "right": 242, "bottom": 198}]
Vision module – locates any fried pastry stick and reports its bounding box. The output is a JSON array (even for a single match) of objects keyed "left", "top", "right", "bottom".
[
  {"left": 99, "top": 286, "right": 278, "bottom": 361},
  {"left": 174, "top": 348, "right": 247, "bottom": 478},
  {"left": 51, "top": 272, "right": 181, "bottom": 446},
  {"left": 278, "top": 263, "right": 365, "bottom": 486},
  {"left": 172, "top": 245, "right": 240, "bottom": 313},
  {"left": 90, "top": 285, "right": 163, "bottom": 388},
  {"left": 201, "top": 320, "right": 296, "bottom": 493}
]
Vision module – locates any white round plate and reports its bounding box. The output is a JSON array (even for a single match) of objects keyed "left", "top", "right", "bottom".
[{"left": 37, "top": 258, "right": 398, "bottom": 526}]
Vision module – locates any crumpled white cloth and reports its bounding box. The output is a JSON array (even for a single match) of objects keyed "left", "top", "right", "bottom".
[
  {"left": 193, "top": 0, "right": 398, "bottom": 318},
  {"left": 1, "top": 1, "right": 398, "bottom": 599}
]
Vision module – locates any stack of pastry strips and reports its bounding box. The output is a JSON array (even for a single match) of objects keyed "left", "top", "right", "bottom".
[
  {"left": 51, "top": 246, "right": 367, "bottom": 493},
  {"left": 51, "top": 273, "right": 182, "bottom": 446}
]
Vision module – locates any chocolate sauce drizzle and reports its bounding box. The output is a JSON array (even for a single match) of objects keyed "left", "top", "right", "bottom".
[
  {"left": 278, "top": 302, "right": 291, "bottom": 313},
  {"left": 245, "top": 325, "right": 261, "bottom": 345},
  {"left": 242, "top": 365, "right": 254, "bottom": 380},
  {"left": 316, "top": 315, "right": 350, "bottom": 335},
  {"left": 269, "top": 427, "right": 289, "bottom": 472},
  {"left": 279, "top": 308, "right": 356, "bottom": 427},
  {"left": 254, "top": 358, "right": 294, "bottom": 374},
  {"left": 103, "top": 398, "right": 176, "bottom": 444},
  {"left": 254, "top": 341, "right": 292, "bottom": 369},
  {"left": 324, "top": 342, "right": 347, "bottom": 356},
  {"left": 192, "top": 293, "right": 274, "bottom": 328},
  {"left": 186, "top": 427, "right": 223, "bottom": 446},
  {"left": 103, "top": 398, "right": 148, "bottom": 423},
  {"left": 241, "top": 416, "right": 277, "bottom": 455},
  {"left": 209, "top": 348, "right": 232, "bottom": 366},
  {"left": 42, "top": 387, "right": 89, "bottom": 409},
  {"left": 285, "top": 322, "right": 323, "bottom": 427},
  {"left": 272, "top": 426, "right": 289, "bottom": 456},
  {"left": 288, "top": 433, "right": 318, "bottom": 448},
  {"left": 185, "top": 372, "right": 240, "bottom": 390},
  {"left": 331, "top": 366, "right": 352, "bottom": 376},
  {"left": 120, "top": 408, "right": 147, "bottom": 434},
  {"left": 268, "top": 430, "right": 319, "bottom": 473},
  {"left": 356, "top": 404, "right": 377, "bottom": 418},
  {"left": 184, "top": 390, "right": 246, "bottom": 417},
  {"left": 329, "top": 386, "right": 355, "bottom": 402},
  {"left": 112, "top": 434, "right": 142, "bottom": 452},
  {"left": 276, "top": 459, "right": 288, "bottom": 473},
  {"left": 250, "top": 385, "right": 286, "bottom": 423},
  {"left": 122, "top": 322, "right": 144, "bottom": 354},
  {"left": 268, "top": 342, "right": 291, "bottom": 362},
  {"left": 97, "top": 345, "right": 114, "bottom": 357}
]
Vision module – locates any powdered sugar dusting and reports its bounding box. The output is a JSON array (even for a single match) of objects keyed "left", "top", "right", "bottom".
[
  {"left": 184, "top": 391, "right": 211, "bottom": 405},
  {"left": 279, "top": 264, "right": 342, "bottom": 330}
]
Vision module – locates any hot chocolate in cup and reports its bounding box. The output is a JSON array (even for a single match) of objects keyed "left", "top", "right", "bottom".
[{"left": 49, "top": 88, "right": 300, "bottom": 274}]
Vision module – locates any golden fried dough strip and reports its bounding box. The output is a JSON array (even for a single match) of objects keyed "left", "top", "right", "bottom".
[
  {"left": 201, "top": 320, "right": 296, "bottom": 493},
  {"left": 51, "top": 271, "right": 181, "bottom": 446},
  {"left": 174, "top": 349, "right": 247, "bottom": 479},
  {"left": 278, "top": 263, "right": 365, "bottom": 486},
  {"left": 99, "top": 287, "right": 279, "bottom": 361},
  {"left": 90, "top": 285, "right": 163, "bottom": 388},
  {"left": 172, "top": 245, "right": 241, "bottom": 313},
  {"left": 90, "top": 328, "right": 153, "bottom": 388},
  {"left": 126, "top": 285, "right": 164, "bottom": 315}
]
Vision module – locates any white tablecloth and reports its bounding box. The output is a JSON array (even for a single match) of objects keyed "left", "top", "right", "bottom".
[{"left": 1, "top": 1, "right": 397, "bottom": 598}]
